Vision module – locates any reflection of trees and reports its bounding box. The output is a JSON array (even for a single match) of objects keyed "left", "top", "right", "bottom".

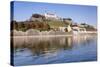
[
  {"left": 13, "top": 35, "right": 97, "bottom": 56},
  {"left": 13, "top": 36, "right": 73, "bottom": 56},
  {"left": 63, "top": 37, "right": 72, "bottom": 50}
]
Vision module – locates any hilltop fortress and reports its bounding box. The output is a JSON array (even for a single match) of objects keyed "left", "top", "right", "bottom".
[{"left": 11, "top": 13, "right": 97, "bottom": 36}]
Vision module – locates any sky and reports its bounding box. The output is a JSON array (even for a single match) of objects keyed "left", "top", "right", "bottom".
[{"left": 11, "top": 1, "right": 97, "bottom": 27}]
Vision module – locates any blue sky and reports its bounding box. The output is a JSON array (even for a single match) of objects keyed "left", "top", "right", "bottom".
[{"left": 12, "top": 1, "right": 97, "bottom": 27}]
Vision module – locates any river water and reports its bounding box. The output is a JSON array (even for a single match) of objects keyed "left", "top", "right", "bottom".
[{"left": 13, "top": 34, "right": 97, "bottom": 66}]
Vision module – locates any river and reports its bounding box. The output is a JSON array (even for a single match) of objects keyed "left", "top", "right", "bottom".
[{"left": 12, "top": 34, "right": 97, "bottom": 66}]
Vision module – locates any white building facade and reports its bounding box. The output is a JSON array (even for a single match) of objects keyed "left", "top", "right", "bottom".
[{"left": 44, "top": 13, "right": 59, "bottom": 19}]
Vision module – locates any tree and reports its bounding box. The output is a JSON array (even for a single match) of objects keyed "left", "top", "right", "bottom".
[
  {"left": 11, "top": 20, "right": 18, "bottom": 30},
  {"left": 63, "top": 18, "right": 73, "bottom": 25}
]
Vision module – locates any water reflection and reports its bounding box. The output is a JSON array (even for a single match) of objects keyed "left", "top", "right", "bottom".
[
  {"left": 14, "top": 36, "right": 73, "bottom": 56},
  {"left": 13, "top": 34, "right": 97, "bottom": 66}
]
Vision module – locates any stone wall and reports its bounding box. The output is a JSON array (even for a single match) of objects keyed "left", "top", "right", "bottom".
[{"left": 11, "top": 29, "right": 72, "bottom": 36}]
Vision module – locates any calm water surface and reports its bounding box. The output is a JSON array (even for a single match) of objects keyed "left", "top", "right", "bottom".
[{"left": 13, "top": 34, "right": 97, "bottom": 66}]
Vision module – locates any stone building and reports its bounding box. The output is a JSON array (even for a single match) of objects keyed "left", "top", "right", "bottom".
[
  {"left": 44, "top": 13, "right": 60, "bottom": 20},
  {"left": 30, "top": 14, "right": 45, "bottom": 22}
]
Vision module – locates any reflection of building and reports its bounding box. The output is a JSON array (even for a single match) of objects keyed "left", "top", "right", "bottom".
[{"left": 67, "top": 37, "right": 72, "bottom": 46}]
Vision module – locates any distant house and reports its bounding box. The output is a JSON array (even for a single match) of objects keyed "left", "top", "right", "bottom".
[
  {"left": 79, "top": 23, "right": 88, "bottom": 28},
  {"left": 72, "top": 24, "right": 79, "bottom": 31},
  {"left": 72, "top": 24, "right": 86, "bottom": 34},
  {"left": 79, "top": 23, "right": 97, "bottom": 31}
]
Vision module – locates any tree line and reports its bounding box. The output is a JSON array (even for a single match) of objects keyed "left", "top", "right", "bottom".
[{"left": 11, "top": 20, "right": 50, "bottom": 32}]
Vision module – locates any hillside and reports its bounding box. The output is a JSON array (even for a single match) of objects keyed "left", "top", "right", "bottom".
[
  {"left": 47, "top": 21, "right": 67, "bottom": 28},
  {"left": 11, "top": 13, "right": 97, "bottom": 32}
]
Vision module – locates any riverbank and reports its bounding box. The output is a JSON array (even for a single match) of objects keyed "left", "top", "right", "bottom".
[{"left": 11, "top": 29, "right": 97, "bottom": 36}]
